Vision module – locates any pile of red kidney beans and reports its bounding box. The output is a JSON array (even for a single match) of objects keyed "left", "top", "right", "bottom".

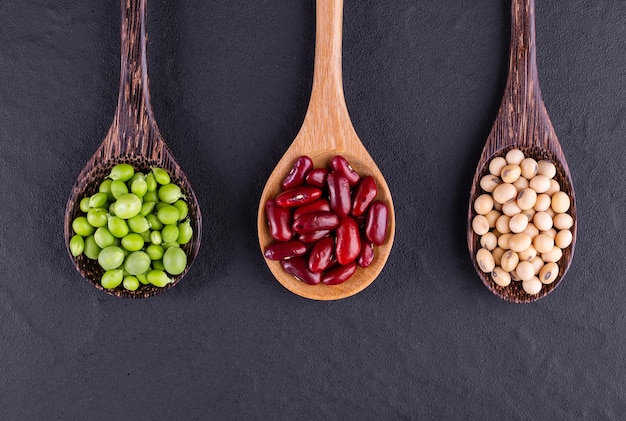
[{"left": 264, "top": 155, "right": 389, "bottom": 285}]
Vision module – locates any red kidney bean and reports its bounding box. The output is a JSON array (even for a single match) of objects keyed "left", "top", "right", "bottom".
[
  {"left": 298, "top": 230, "right": 330, "bottom": 243},
  {"left": 281, "top": 156, "right": 313, "bottom": 190},
  {"left": 293, "top": 198, "right": 330, "bottom": 220},
  {"left": 305, "top": 168, "right": 328, "bottom": 188},
  {"left": 322, "top": 262, "right": 357, "bottom": 285},
  {"left": 330, "top": 155, "right": 360, "bottom": 187},
  {"left": 308, "top": 237, "right": 335, "bottom": 273},
  {"left": 354, "top": 215, "right": 367, "bottom": 228},
  {"left": 265, "top": 199, "right": 293, "bottom": 241},
  {"left": 365, "top": 201, "right": 388, "bottom": 246},
  {"left": 352, "top": 176, "right": 378, "bottom": 217},
  {"left": 275, "top": 186, "right": 322, "bottom": 208},
  {"left": 281, "top": 257, "right": 321, "bottom": 285},
  {"left": 327, "top": 171, "right": 351, "bottom": 218},
  {"left": 264, "top": 240, "right": 307, "bottom": 261},
  {"left": 358, "top": 236, "right": 374, "bottom": 268},
  {"left": 293, "top": 211, "right": 339, "bottom": 234},
  {"left": 335, "top": 217, "right": 361, "bottom": 265}
]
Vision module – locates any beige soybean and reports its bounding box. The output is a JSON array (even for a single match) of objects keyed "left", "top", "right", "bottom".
[
  {"left": 489, "top": 157, "right": 508, "bottom": 176},
  {"left": 533, "top": 211, "right": 553, "bottom": 231},
  {"left": 521, "top": 209, "right": 536, "bottom": 222},
  {"left": 480, "top": 175, "right": 502, "bottom": 193},
  {"left": 533, "top": 233, "right": 554, "bottom": 254},
  {"left": 513, "top": 177, "right": 529, "bottom": 191},
  {"left": 537, "top": 160, "right": 556, "bottom": 178},
  {"left": 539, "top": 262, "right": 559, "bottom": 285},
  {"left": 516, "top": 260, "right": 535, "bottom": 281},
  {"left": 516, "top": 188, "right": 537, "bottom": 210},
  {"left": 542, "top": 246, "right": 563, "bottom": 263},
  {"left": 510, "top": 269, "right": 520, "bottom": 282},
  {"left": 522, "top": 276, "right": 543, "bottom": 295},
  {"left": 501, "top": 164, "right": 521, "bottom": 183},
  {"left": 480, "top": 232, "right": 498, "bottom": 251},
  {"left": 553, "top": 213, "right": 574, "bottom": 230},
  {"left": 492, "top": 267, "right": 511, "bottom": 287},
  {"left": 485, "top": 210, "right": 501, "bottom": 228},
  {"left": 533, "top": 194, "right": 551, "bottom": 212},
  {"left": 523, "top": 223, "right": 539, "bottom": 238},
  {"left": 502, "top": 201, "right": 522, "bottom": 217},
  {"left": 496, "top": 215, "right": 512, "bottom": 234},
  {"left": 509, "top": 214, "right": 529, "bottom": 233},
  {"left": 520, "top": 157, "right": 538, "bottom": 179},
  {"left": 472, "top": 215, "right": 490, "bottom": 235},
  {"left": 555, "top": 229, "right": 573, "bottom": 249},
  {"left": 474, "top": 194, "right": 494, "bottom": 215},
  {"left": 497, "top": 233, "right": 513, "bottom": 250},
  {"left": 545, "top": 179, "right": 560, "bottom": 196},
  {"left": 476, "top": 248, "right": 495, "bottom": 273},
  {"left": 492, "top": 247, "right": 505, "bottom": 266},
  {"left": 509, "top": 233, "right": 532, "bottom": 253},
  {"left": 518, "top": 246, "right": 537, "bottom": 262},
  {"left": 505, "top": 149, "right": 525, "bottom": 165},
  {"left": 500, "top": 250, "right": 519, "bottom": 272},
  {"left": 493, "top": 201, "right": 503, "bottom": 211},
  {"left": 551, "top": 191, "right": 570, "bottom": 213},
  {"left": 530, "top": 256, "right": 544, "bottom": 275},
  {"left": 493, "top": 183, "right": 517, "bottom": 204},
  {"left": 529, "top": 175, "right": 551, "bottom": 193},
  {"left": 544, "top": 228, "right": 557, "bottom": 239}
]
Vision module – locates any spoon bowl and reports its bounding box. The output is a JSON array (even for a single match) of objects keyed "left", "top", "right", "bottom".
[
  {"left": 257, "top": 0, "right": 395, "bottom": 300},
  {"left": 64, "top": 0, "right": 201, "bottom": 298},
  {"left": 467, "top": 0, "right": 576, "bottom": 303}
]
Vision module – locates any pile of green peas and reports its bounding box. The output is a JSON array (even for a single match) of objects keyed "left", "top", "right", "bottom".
[{"left": 69, "top": 163, "right": 192, "bottom": 291}]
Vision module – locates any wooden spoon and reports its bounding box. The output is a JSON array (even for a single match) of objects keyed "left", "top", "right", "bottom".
[
  {"left": 467, "top": 0, "right": 576, "bottom": 303},
  {"left": 257, "top": 0, "right": 395, "bottom": 300},
  {"left": 64, "top": 0, "right": 202, "bottom": 298}
]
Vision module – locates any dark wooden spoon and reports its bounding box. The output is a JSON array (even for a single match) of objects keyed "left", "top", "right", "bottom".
[
  {"left": 467, "top": 0, "right": 576, "bottom": 303},
  {"left": 64, "top": 0, "right": 202, "bottom": 298}
]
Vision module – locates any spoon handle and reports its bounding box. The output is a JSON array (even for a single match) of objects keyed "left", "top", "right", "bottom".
[
  {"left": 303, "top": 0, "right": 354, "bottom": 146},
  {"left": 111, "top": 0, "right": 159, "bottom": 150}
]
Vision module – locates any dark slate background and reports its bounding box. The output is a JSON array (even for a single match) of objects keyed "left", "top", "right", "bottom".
[{"left": 0, "top": 0, "right": 624, "bottom": 419}]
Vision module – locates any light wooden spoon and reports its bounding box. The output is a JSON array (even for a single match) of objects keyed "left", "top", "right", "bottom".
[
  {"left": 467, "top": 0, "right": 576, "bottom": 303},
  {"left": 64, "top": 0, "right": 202, "bottom": 298},
  {"left": 257, "top": 0, "right": 395, "bottom": 300}
]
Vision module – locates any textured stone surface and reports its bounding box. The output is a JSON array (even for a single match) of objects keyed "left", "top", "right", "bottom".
[{"left": 0, "top": 0, "right": 624, "bottom": 418}]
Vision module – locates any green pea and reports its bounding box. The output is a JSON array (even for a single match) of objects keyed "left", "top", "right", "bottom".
[
  {"left": 114, "top": 193, "right": 142, "bottom": 219},
  {"left": 157, "top": 205, "right": 179, "bottom": 225},
  {"left": 145, "top": 244, "right": 165, "bottom": 260},
  {"left": 163, "top": 247, "right": 187, "bottom": 275},
  {"left": 89, "top": 192, "right": 108, "bottom": 208},
  {"left": 121, "top": 233, "right": 145, "bottom": 252},
  {"left": 83, "top": 235, "right": 102, "bottom": 260},
  {"left": 94, "top": 227, "right": 116, "bottom": 248},
  {"left": 128, "top": 214, "right": 150, "bottom": 233},
  {"left": 108, "top": 216, "right": 129, "bottom": 238},
  {"left": 152, "top": 260, "right": 165, "bottom": 271},
  {"left": 87, "top": 207, "right": 108, "bottom": 228},
  {"left": 109, "top": 163, "right": 134, "bottom": 182},
  {"left": 161, "top": 242, "right": 179, "bottom": 250},
  {"left": 111, "top": 179, "right": 129, "bottom": 199},
  {"left": 158, "top": 184, "right": 182, "bottom": 204},
  {"left": 177, "top": 220, "right": 193, "bottom": 245},
  {"left": 136, "top": 272, "right": 150, "bottom": 285},
  {"left": 139, "top": 230, "right": 151, "bottom": 242},
  {"left": 146, "top": 214, "right": 163, "bottom": 231},
  {"left": 146, "top": 172, "right": 157, "bottom": 192},
  {"left": 124, "top": 251, "right": 151, "bottom": 275},
  {"left": 69, "top": 235, "right": 84, "bottom": 257},
  {"left": 161, "top": 225, "right": 179, "bottom": 243},
  {"left": 150, "top": 230, "right": 162, "bottom": 245},
  {"left": 123, "top": 275, "right": 140, "bottom": 291},
  {"left": 108, "top": 202, "right": 116, "bottom": 216},
  {"left": 72, "top": 216, "right": 95, "bottom": 237},
  {"left": 98, "top": 178, "right": 115, "bottom": 202},
  {"left": 101, "top": 269, "right": 124, "bottom": 289},
  {"left": 79, "top": 197, "right": 92, "bottom": 213},
  {"left": 131, "top": 177, "right": 148, "bottom": 197},
  {"left": 98, "top": 246, "right": 125, "bottom": 270},
  {"left": 139, "top": 202, "right": 155, "bottom": 217},
  {"left": 173, "top": 200, "right": 188, "bottom": 221},
  {"left": 147, "top": 270, "right": 171, "bottom": 287},
  {"left": 143, "top": 190, "right": 158, "bottom": 203},
  {"left": 152, "top": 167, "right": 171, "bottom": 185}
]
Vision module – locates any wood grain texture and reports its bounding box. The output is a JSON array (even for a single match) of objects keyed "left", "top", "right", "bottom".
[
  {"left": 257, "top": 0, "right": 395, "bottom": 301},
  {"left": 64, "top": 0, "right": 202, "bottom": 298},
  {"left": 467, "top": 0, "right": 576, "bottom": 303}
]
